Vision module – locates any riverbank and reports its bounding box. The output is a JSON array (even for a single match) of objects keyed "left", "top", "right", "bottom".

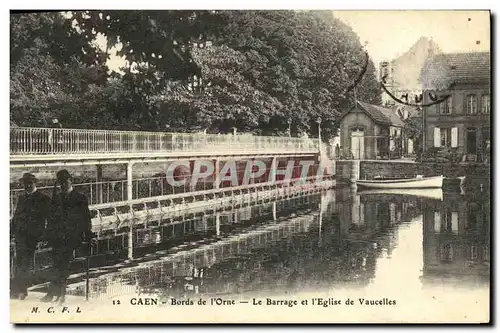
[{"left": 335, "top": 160, "right": 490, "bottom": 191}]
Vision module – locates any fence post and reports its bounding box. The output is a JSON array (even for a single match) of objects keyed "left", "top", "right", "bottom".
[
  {"left": 215, "top": 212, "right": 220, "bottom": 236},
  {"left": 96, "top": 165, "right": 103, "bottom": 204},
  {"left": 132, "top": 133, "right": 137, "bottom": 152},
  {"left": 127, "top": 162, "right": 134, "bottom": 201},
  {"left": 214, "top": 158, "right": 220, "bottom": 189},
  {"left": 126, "top": 163, "right": 134, "bottom": 261},
  {"left": 269, "top": 157, "right": 277, "bottom": 185},
  {"left": 350, "top": 160, "right": 360, "bottom": 190}
]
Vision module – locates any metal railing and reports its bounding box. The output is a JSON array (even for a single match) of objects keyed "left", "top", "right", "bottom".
[
  {"left": 10, "top": 127, "right": 319, "bottom": 156},
  {"left": 9, "top": 163, "right": 329, "bottom": 218},
  {"left": 12, "top": 189, "right": 323, "bottom": 282},
  {"left": 332, "top": 136, "right": 409, "bottom": 161}
]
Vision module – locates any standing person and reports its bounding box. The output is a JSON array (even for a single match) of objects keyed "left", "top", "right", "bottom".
[
  {"left": 485, "top": 140, "right": 491, "bottom": 164},
  {"left": 41, "top": 169, "right": 94, "bottom": 304},
  {"left": 11, "top": 173, "right": 51, "bottom": 300},
  {"left": 335, "top": 144, "right": 340, "bottom": 159}
]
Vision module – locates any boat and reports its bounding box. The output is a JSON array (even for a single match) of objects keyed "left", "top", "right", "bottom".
[
  {"left": 357, "top": 188, "right": 443, "bottom": 201},
  {"left": 356, "top": 175, "right": 443, "bottom": 189}
]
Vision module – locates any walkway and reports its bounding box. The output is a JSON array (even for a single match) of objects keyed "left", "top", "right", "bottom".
[{"left": 10, "top": 127, "right": 319, "bottom": 165}]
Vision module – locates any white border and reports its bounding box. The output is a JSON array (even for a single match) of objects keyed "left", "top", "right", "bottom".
[{"left": 1, "top": 2, "right": 498, "bottom": 332}]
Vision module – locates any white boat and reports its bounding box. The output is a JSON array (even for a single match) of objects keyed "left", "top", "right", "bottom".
[
  {"left": 357, "top": 188, "right": 443, "bottom": 201},
  {"left": 356, "top": 175, "right": 443, "bottom": 189}
]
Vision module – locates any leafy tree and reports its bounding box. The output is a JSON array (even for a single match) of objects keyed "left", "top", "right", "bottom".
[
  {"left": 356, "top": 59, "right": 382, "bottom": 106},
  {"left": 10, "top": 12, "right": 109, "bottom": 127},
  {"left": 211, "top": 10, "right": 381, "bottom": 141},
  {"left": 71, "top": 10, "right": 226, "bottom": 83},
  {"left": 403, "top": 114, "right": 423, "bottom": 154},
  {"left": 10, "top": 12, "right": 103, "bottom": 69},
  {"left": 10, "top": 10, "right": 382, "bottom": 142}
]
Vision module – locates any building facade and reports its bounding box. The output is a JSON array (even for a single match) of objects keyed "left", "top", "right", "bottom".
[
  {"left": 420, "top": 52, "right": 491, "bottom": 162},
  {"left": 338, "top": 101, "right": 405, "bottom": 160}
]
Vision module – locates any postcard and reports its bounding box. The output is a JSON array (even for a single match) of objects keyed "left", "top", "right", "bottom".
[{"left": 9, "top": 9, "right": 490, "bottom": 324}]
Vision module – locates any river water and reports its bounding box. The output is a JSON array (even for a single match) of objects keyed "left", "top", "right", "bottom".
[{"left": 57, "top": 186, "right": 490, "bottom": 322}]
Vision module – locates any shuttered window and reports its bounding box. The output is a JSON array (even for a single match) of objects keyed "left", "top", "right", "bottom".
[
  {"left": 434, "top": 128, "right": 441, "bottom": 147},
  {"left": 481, "top": 94, "right": 490, "bottom": 113},
  {"left": 451, "top": 127, "right": 458, "bottom": 148},
  {"left": 434, "top": 212, "right": 441, "bottom": 233},
  {"left": 435, "top": 127, "right": 457, "bottom": 148},
  {"left": 451, "top": 212, "right": 459, "bottom": 234}
]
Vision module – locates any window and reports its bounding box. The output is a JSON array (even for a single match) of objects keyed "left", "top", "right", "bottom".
[
  {"left": 481, "top": 94, "right": 490, "bottom": 113},
  {"left": 434, "top": 127, "right": 458, "bottom": 148},
  {"left": 440, "top": 128, "right": 451, "bottom": 147},
  {"left": 467, "top": 204, "right": 479, "bottom": 230},
  {"left": 468, "top": 245, "right": 478, "bottom": 262},
  {"left": 466, "top": 94, "right": 477, "bottom": 114},
  {"left": 439, "top": 96, "right": 452, "bottom": 114},
  {"left": 380, "top": 62, "right": 389, "bottom": 80},
  {"left": 481, "top": 127, "right": 490, "bottom": 156},
  {"left": 440, "top": 243, "right": 454, "bottom": 262}
]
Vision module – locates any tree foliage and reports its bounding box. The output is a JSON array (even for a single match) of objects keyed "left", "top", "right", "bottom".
[
  {"left": 10, "top": 12, "right": 109, "bottom": 127},
  {"left": 403, "top": 115, "right": 423, "bottom": 140},
  {"left": 10, "top": 10, "right": 382, "bottom": 142}
]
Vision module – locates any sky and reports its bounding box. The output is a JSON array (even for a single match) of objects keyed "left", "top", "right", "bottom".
[{"left": 332, "top": 10, "right": 490, "bottom": 65}]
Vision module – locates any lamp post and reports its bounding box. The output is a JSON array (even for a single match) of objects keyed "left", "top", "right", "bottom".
[
  {"left": 287, "top": 119, "right": 292, "bottom": 137},
  {"left": 316, "top": 117, "right": 322, "bottom": 155}
]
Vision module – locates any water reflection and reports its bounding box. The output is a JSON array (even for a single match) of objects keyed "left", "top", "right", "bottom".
[
  {"left": 67, "top": 187, "right": 490, "bottom": 300},
  {"left": 421, "top": 191, "right": 490, "bottom": 285}
]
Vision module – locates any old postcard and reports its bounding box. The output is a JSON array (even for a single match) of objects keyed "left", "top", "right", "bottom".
[{"left": 9, "top": 9, "right": 491, "bottom": 324}]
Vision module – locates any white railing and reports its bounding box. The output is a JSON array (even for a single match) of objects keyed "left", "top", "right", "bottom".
[
  {"left": 10, "top": 127, "right": 319, "bottom": 155},
  {"left": 9, "top": 162, "right": 328, "bottom": 218}
]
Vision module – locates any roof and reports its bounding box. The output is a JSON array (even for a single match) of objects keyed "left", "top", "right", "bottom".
[
  {"left": 419, "top": 51, "right": 490, "bottom": 90},
  {"left": 356, "top": 101, "right": 405, "bottom": 127}
]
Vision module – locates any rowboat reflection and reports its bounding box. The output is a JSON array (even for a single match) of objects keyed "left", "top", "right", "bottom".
[{"left": 357, "top": 188, "right": 443, "bottom": 201}]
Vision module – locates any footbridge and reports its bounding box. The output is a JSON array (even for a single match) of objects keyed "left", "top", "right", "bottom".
[{"left": 10, "top": 127, "right": 331, "bottom": 260}]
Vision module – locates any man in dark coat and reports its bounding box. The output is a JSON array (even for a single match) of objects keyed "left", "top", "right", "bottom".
[
  {"left": 41, "top": 169, "right": 94, "bottom": 304},
  {"left": 11, "top": 173, "right": 51, "bottom": 300}
]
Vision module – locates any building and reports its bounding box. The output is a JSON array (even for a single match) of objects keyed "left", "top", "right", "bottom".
[
  {"left": 420, "top": 51, "right": 491, "bottom": 162},
  {"left": 379, "top": 37, "right": 442, "bottom": 108},
  {"left": 337, "top": 101, "right": 405, "bottom": 160}
]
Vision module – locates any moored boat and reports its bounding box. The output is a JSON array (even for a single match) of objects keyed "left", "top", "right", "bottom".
[{"left": 356, "top": 175, "right": 443, "bottom": 189}]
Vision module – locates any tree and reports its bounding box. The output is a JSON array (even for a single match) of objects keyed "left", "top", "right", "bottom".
[
  {"left": 356, "top": 59, "right": 382, "bottom": 105},
  {"left": 176, "top": 45, "right": 283, "bottom": 133},
  {"left": 206, "top": 10, "right": 379, "bottom": 141},
  {"left": 10, "top": 10, "right": 382, "bottom": 140},
  {"left": 71, "top": 10, "right": 226, "bottom": 84},
  {"left": 10, "top": 12, "right": 109, "bottom": 127},
  {"left": 403, "top": 114, "right": 423, "bottom": 154}
]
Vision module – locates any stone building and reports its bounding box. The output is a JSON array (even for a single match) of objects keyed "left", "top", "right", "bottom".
[
  {"left": 379, "top": 37, "right": 442, "bottom": 108},
  {"left": 420, "top": 51, "right": 491, "bottom": 162},
  {"left": 337, "top": 101, "right": 405, "bottom": 160}
]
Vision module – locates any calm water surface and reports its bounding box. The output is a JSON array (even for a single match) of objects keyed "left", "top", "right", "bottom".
[{"left": 77, "top": 186, "right": 489, "bottom": 306}]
